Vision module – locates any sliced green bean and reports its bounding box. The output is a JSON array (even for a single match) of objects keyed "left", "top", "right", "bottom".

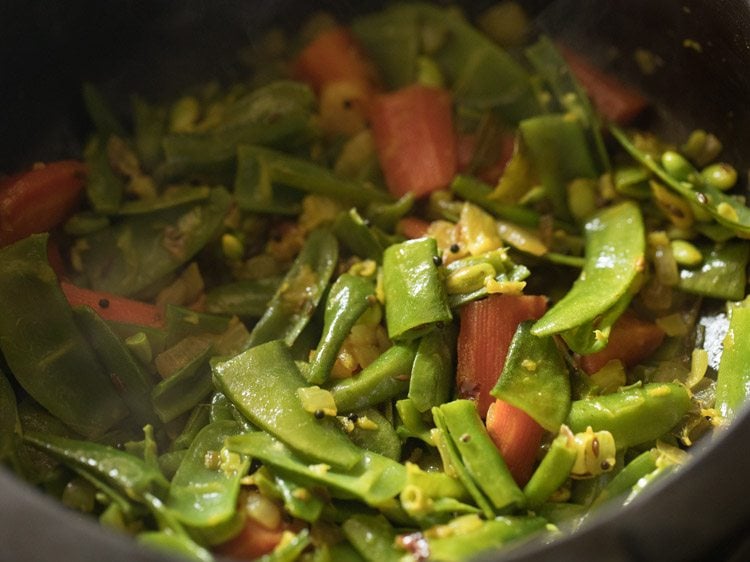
[
  {"left": 131, "top": 95, "right": 167, "bottom": 172},
  {"left": 117, "top": 186, "right": 211, "bottom": 216},
  {"left": 80, "top": 188, "right": 231, "bottom": 296},
  {"left": 395, "top": 399, "right": 434, "bottom": 445},
  {"left": 171, "top": 404, "right": 211, "bottom": 451},
  {"left": 491, "top": 321, "right": 571, "bottom": 431},
  {"left": 523, "top": 429, "right": 577, "bottom": 508},
  {"left": 0, "top": 235, "right": 128, "bottom": 438},
  {"left": 327, "top": 343, "right": 415, "bottom": 412},
  {"left": 561, "top": 292, "right": 632, "bottom": 355},
  {"left": 332, "top": 208, "right": 387, "bottom": 264},
  {"left": 248, "top": 228, "right": 338, "bottom": 349},
  {"left": 151, "top": 343, "right": 213, "bottom": 423},
  {"left": 383, "top": 237, "right": 452, "bottom": 341},
  {"left": 715, "top": 305, "right": 750, "bottom": 422},
  {"left": 84, "top": 135, "right": 125, "bottom": 213},
  {"left": 435, "top": 400, "right": 525, "bottom": 513},
  {"left": 532, "top": 201, "right": 645, "bottom": 337},
  {"left": 137, "top": 531, "right": 213, "bottom": 562},
  {"left": 205, "top": 277, "right": 282, "bottom": 318},
  {"left": 235, "top": 145, "right": 391, "bottom": 213},
  {"left": 270, "top": 471, "right": 325, "bottom": 523},
  {"left": 226, "top": 431, "right": 406, "bottom": 506},
  {"left": 678, "top": 241, "right": 749, "bottom": 301},
  {"left": 213, "top": 340, "right": 362, "bottom": 470},
  {"left": 408, "top": 326, "right": 456, "bottom": 413},
  {"left": 342, "top": 514, "right": 402, "bottom": 562},
  {"left": 347, "top": 408, "right": 402, "bottom": 461},
  {"left": 168, "top": 421, "right": 249, "bottom": 541},
  {"left": 590, "top": 449, "right": 658, "bottom": 510},
  {"left": 566, "top": 382, "right": 691, "bottom": 449},
  {"left": 308, "top": 273, "right": 376, "bottom": 385},
  {"left": 450, "top": 174, "right": 541, "bottom": 227},
  {"left": 426, "top": 515, "right": 549, "bottom": 562},
  {"left": 73, "top": 305, "right": 158, "bottom": 427}
]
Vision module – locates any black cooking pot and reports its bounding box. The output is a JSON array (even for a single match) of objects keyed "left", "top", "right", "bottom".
[{"left": 2, "top": 1, "right": 750, "bottom": 561}]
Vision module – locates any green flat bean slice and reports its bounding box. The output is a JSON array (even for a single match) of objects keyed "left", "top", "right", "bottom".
[
  {"left": 117, "top": 186, "right": 211, "bottom": 216},
  {"left": 523, "top": 429, "right": 577, "bottom": 508},
  {"left": 84, "top": 135, "right": 125, "bottom": 213},
  {"left": 213, "top": 340, "right": 362, "bottom": 470},
  {"left": 131, "top": 94, "right": 167, "bottom": 172},
  {"left": 518, "top": 113, "right": 599, "bottom": 219},
  {"left": 226, "top": 431, "right": 406, "bottom": 506},
  {"left": 426, "top": 515, "right": 549, "bottom": 562},
  {"left": 532, "top": 201, "right": 645, "bottom": 337},
  {"left": 80, "top": 188, "right": 231, "bottom": 297},
  {"left": 168, "top": 421, "right": 249, "bottom": 538},
  {"left": 408, "top": 326, "right": 456, "bottom": 413},
  {"left": 205, "top": 277, "right": 282, "bottom": 318},
  {"left": 435, "top": 400, "right": 525, "bottom": 513},
  {"left": 332, "top": 208, "right": 387, "bottom": 264},
  {"left": 308, "top": 273, "right": 376, "bottom": 385},
  {"left": 678, "top": 241, "right": 749, "bottom": 301},
  {"left": 561, "top": 292, "right": 632, "bottom": 356},
  {"left": 235, "top": 145, "right": 391, "bottom": 213},
  {"left": 152, "top": 343, "right": 214, "bottom": 423},
  {"left": 715, "top": 305, "right": 750, "bottom": 422},
  {"left": 383, "top": 237, "right": 453, "bottom": 341},
  {"left": 73, "top": 305, "right": 158, "bottom": 427},
  {"left": 23, "top": 431, "right": 169, "bottom": 502},
  {"left": 451, "top": 174, "right": 541, "bottom": 227},
  {"left": 270, "top": 471, "right": 325, "bottom": 523},
  {"left": 247, "top": 228, "right": 339, "bottom": 349},
  {"left": 566, "top": 382, "right": 691, "bottom": 449},
  {"left": 590, "top": 449, "right": 658, "bottom": 510},
  {"left": 348, "top": 408, "right": 402, "bottom": 461},
  {"left": 327, "top": 343, "right": 415, "bottom": 413},
  {"left": 342, "top": 514, "right": 402, "bottom": 562},
  {"left": 137, "top": 531, "right": 213, "bottom": 562},
  {"left": 491, "top": 321, "right": 571, "bottom": 432},
  {"left": 171, "top": 404, "right": 211, "bottom": 451},
  {"left": 0, "top": 235, "right": 128, "bottom": 438}
]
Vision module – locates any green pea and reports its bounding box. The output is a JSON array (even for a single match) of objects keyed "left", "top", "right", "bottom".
[
  {"left": 700, "top": 162, "right": 737, "bottom": 191},
  {"left": 670, "top": 239, "right": 703, "bottom": 266}
]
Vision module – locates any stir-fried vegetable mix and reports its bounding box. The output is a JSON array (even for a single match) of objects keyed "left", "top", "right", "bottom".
[{"left": 2, "top": 2, "right": 749, "bottom": 560}]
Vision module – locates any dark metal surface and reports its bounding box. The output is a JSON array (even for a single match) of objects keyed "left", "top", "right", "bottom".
[{"left": 1, "top": 1, "right": 750, "bottom": 561}]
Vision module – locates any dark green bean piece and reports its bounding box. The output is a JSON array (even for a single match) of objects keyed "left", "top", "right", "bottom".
[
  {"left": 213, "top": 340, "right": 362, "bottom": 470},
  {"left": 80, "top": 188, "right": 231, "bottom": 296},
  {"left": 151, "top": 343, "right": 214, "bottom": 423},
  {"left": 519, "top": 113, "right": 599, "bottom": 220},
  {"left": 491, "top": 321, "right": 570, "bottom": 431},
  {"left": 327, "top": 343, "right": 415, "bottom": 413},
  {"left": 158, "top": 450, "right": 187, "bottom": 480},
  {"left": 171, "top": 404, "right": 211, "bottom": 451},
  {"left": 348, "top": 408, "right": 402, "bottom": 461},
  {"left": 450, "top": 174, "right": 540, "bottom": 227},
  {"left": 248, "top": 228, "right": 339, "bottom": 349},
  {"left": 426, "top": 515, "right": 549, "bottom": 562},
  {"left": 137, "top": 531, "right": 213, "bottom": 562},
  {"left": 117, "top": 186, "right": 211, "bottom": 216},
  {"left": 332, "top": 208, "right": 386, "bottom": 264},
  {"left": 560, "top": 293, "right": 631, "bottom": 355},
  {"left": 365, "top": 192, "right": 415, "bottom": 232},
  {"left": 82, "top": 82, "right": 126, "bottom": 139},
  {"left": 566, "top": 382, "right": 691, "bottom": 449},
  {"left": 532, "top": 201, "right": 645, "bottom": 337},
  {"left": 523, "top": 429, "right": 577, "bottom": 508},
  {"left": 226, "top": 431, "right": 406, "bottom": 506},
  {"left": 308, "top": 274, "right": 376, "bottom": 385},
  {"left": 23, "top": 431, "right": 169, "bottom": 502},
  {"left": 269, "top": 471, "right": 325, "bottom": 523},
  {"left": 0, "top": 235, "right": 128, "bottom": 438},
  {"left": 84, "top": 135, "right": 125, "bottom": 213},
  {"left": 235, "top": 145, "right": 391, "bottom": 213},
  {"left": 590, "top": 449, "right": 658, "bottom": 510},
  {"left": 168, "top": 421, "right": 249, "bottom": 542},
  {"left": 164, "top": 305, "right": 232, "bottom": 348},
  {"left": 131, "top": 95, "right": 167, "bottom": 172},
  {"left": 435, "top": 400, "right": 526, "bottom": 513},
  {"left": 73, "top": 305, "right": 158, "bottom": 427},
  {"left": 395, "top": 398, "right": 434, "bottom": 445},
  {"left": 678, "top": 241, "right": 749, "bottom": 301},
  {"left": 342, "top": 514, "right": 402, "bottom": 562},
  {"left": 408, "top": 326, "right": 455, "bottom": 413},
  {"left": 0, "top": 368, "right": 19, "bottom": 463},
  {"left": 205, "top": 277, "right": 282, "bottom": 318},
  {"left": 383, "top": 237, "right": 453, "bottom": 341},
  {"left": 525, "top": 35, "right": 609, "bottom": 171},
  {"left": 160, "top": 81, "right": 317, "bottom": 182},
  {"left": 715, "top": 305, "right": 750, "bottom": 422}
]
